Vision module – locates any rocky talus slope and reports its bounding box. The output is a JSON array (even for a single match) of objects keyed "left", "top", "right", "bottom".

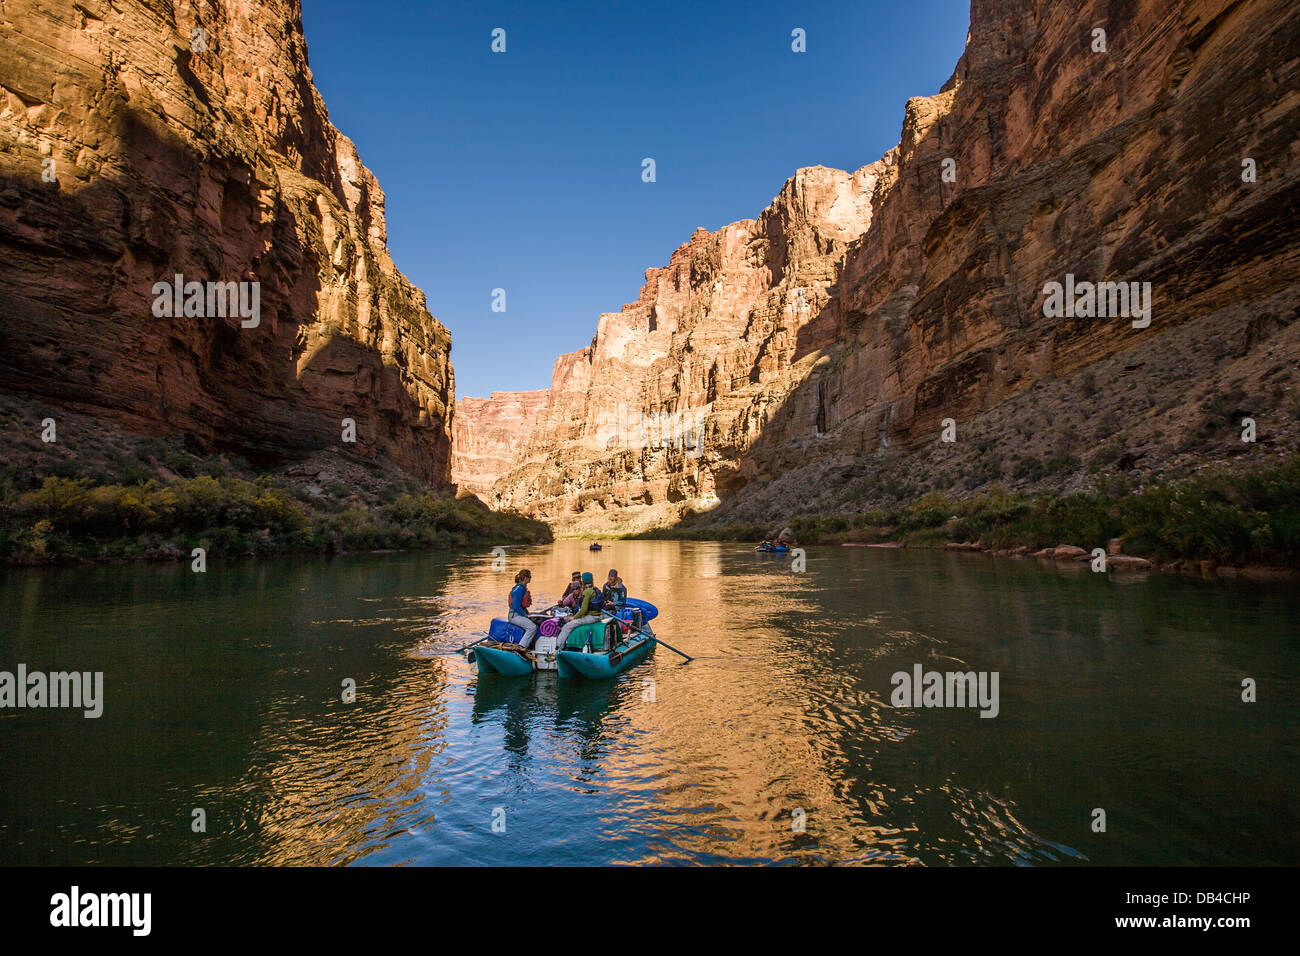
[
  {"left": 0, "top": 0, "right": 454, "bottom": 484},
  {"left": 457, "top": 0, "right": 1299, "bottom": 534}
]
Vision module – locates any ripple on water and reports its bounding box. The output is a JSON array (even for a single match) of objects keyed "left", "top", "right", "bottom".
[{"left": 3, "top": 542, "right": 1296, "bottom": 866}]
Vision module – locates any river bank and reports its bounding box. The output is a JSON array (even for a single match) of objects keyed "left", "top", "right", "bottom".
[
  {"left": 0, "top": 477, "right": 551, "bottom": 566},
  {"left": 0, "top": 441, "right": 550, "bottom": 566},
  {"left": 630, "top": 456, "right": 1300, "bottom": 577},
  {"left": 842, "top": 540, "right": 1298, "bottom": 582}
]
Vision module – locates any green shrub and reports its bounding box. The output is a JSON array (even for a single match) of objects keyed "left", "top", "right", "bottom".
[
  {"left": 2, "top": 471, "right": 550, "bottom": 564},
  {"left": 690, "top": 457, "right": 1300, "bottom": 566}
]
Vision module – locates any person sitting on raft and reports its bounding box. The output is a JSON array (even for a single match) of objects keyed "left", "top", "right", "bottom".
[
  {"left": 557, "top": 572, "right": 603, "bottom": 645},
  {"left": 508, "top": 569, "right": 538, "bottom": 649},
  {"left": 559, "top": 571, "right": 583, "bottom": 609},
  {"left": 602, "top": 568, "right": 627, "bottom": 608}
]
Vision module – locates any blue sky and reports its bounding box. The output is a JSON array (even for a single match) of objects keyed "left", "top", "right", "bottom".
[{"left": 301, "top": 0, "right": 970, "bottom": 399}]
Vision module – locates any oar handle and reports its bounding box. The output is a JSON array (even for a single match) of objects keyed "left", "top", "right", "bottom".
[{"left": 457, "top": 633, "right": 491, "bottom": 653}]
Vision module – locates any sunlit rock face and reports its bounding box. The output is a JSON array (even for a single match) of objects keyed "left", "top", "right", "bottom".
[
  {"left": 0, "top": 0, "right": 454, "bottom": 482},
  {"left": 451, "top": 390, "right": 549, "bottom": 498},
  {"left": 458, "top": 0, "right": 1300, "bottom": 532},
  {"left": 459, "top": 164, "right": 886, "bottom": 531}
]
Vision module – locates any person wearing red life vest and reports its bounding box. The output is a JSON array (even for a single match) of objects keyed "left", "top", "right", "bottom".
[{"left": 508, "top": 569, "right": 538, "bottom": 649}]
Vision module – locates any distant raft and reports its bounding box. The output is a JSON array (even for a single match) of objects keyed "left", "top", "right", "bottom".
[{"left": 756, "top": 544, "right": 790, "bottom": 553}]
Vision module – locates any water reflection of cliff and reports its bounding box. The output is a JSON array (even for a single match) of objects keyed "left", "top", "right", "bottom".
[
  {"left": 446, "top": 542, "right": 1093, "bottom": 864},
  {"left": 201, "top": 554, "right": 462, "bottom": 866},
  {"left": 4, "top": 541, "right": 1294, "bottom": 866},
  {"left": 261, "top": 544, "right": 1293, "bottom": 865},
  {"left": 586, "top": 545, "right": 1107, "bottom": 864}
]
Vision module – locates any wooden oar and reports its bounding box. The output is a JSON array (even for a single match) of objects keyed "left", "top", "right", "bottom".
[
  {"left": 604, "top": 613, "right": 693, "bottom": 662},
  {"left": 456, "top": 633, "right": 491, "bottom": 655}
]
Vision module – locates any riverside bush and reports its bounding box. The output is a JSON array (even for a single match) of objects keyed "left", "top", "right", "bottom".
[
  {"left": 910, "top": 460, "right": 1298, "bottom": 564},
  {"left": 645, "top": 457, "right": 1300, "bottom": 567},
  {"left": 1, "top": 475, "right": 551, "bottom": 563}
]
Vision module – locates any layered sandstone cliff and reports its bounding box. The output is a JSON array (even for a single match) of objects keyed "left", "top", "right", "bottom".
[
  {"left": 454, "top": 163, "right": 888, "bottom": 522},
  {"left": 451, "top": 389, "right": 549, "bottom": 498},
  {"left": 0, "top": 0, "right": 454, "bottom": 482},
  {"left": 459, "top": 0, "right": 1300, "bottom": 533}
]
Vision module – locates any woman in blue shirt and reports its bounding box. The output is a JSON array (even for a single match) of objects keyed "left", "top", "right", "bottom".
[{"left": 508, "top": 569, "right": 538, "bottom": 649}]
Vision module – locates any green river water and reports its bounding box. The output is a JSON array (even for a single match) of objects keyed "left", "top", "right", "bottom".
[{"left": 1, "top": 540, "right": 1296, "bottom": 865}]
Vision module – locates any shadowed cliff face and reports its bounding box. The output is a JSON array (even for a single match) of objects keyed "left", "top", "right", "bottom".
[
  {"left": 457, "top": 0, "right": 1300, "bottom": 533},
  {"left": 0, "top": 0, "right": 454, "bottom": 483}
]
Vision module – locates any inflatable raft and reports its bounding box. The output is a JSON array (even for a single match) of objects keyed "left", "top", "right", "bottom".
[{"left": 471, "top": 599, "right": 659, "bottom": 680}]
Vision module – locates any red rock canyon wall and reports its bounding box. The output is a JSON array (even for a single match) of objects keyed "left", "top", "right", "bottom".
[
  {"left": 455, "top": 0, "right": 1299, "bottom": 532},
  {"left": 0, "top": 0, "right": 454, "bottom": 483}
]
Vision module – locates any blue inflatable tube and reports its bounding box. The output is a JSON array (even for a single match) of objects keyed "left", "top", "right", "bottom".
[{"left": 623, "top": 597, "right": 658, "bottom": 621}]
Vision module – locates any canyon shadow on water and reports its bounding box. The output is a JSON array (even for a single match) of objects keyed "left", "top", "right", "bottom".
[{"left": 1, "top": 541, "right": 1297, "bottom": 866}]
